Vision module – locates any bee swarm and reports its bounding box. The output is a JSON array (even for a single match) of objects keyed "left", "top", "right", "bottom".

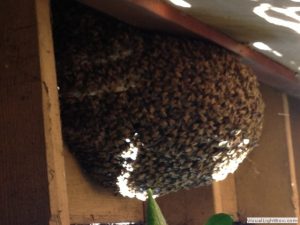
[{"left": 53, "top": 0, "right": 264, "bottom": 200}]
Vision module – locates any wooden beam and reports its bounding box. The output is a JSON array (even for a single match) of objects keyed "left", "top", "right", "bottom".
[
  {"left": 212, "top": 174, "right": 238, "bottom": 220},
  {"left": 282, "top": 94, "right": 300, "bottom": 219},
  {"left": 288, "top": 96, "right": 300, "bottom": 215},
  {"left": 126, "top": 0, "right": 298, "bottom": 86},
  {"left": 35, "top": 0, "right": 70, "bottom": 224}
]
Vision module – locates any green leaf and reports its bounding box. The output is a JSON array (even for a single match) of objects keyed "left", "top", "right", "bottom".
[
  {"left": 146, "top": 189, "right": 168, "bottom": 225},
  {"left": 204, "top": 213, "right": 233, "bottom": 225}
]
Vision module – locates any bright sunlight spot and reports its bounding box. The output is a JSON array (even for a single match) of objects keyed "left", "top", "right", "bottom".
[
  {"left": 252, "top": 42, "right": 283, "bottom": 57},
  {"left": 168, "top": 0, "right": 191, "bottom": 8},
  {"left": 116, "top": 139, "right": 158, "bottom": 201},
  {"left": 212, "top": 134, "right": 251, "bottom": 181},
  {"left": 212, "top": 150, "right": 249, "bottom": 181},
  {"left": 272, "top": 50, "right": 283, "bottom": 57},
  {"left": 252, "top": 42, "right": 272, "bottom": 51},
  {"left": 253, "top": 3, "right": 300, "bottom": 34}
]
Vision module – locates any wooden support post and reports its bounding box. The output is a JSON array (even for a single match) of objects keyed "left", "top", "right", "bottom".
[
  {"left": 282, "top": 95, "right": 300, "bottom": 219},
  {"left": 35, "top": 0, "right": 70, "bottom": 224},
  {"left": 0, "top": 0, "right": 70, "bottom": 224},
  {"left": 288, "top": 96, "right": 300, "bottom": 216},
  {"left": 212, "top": 174, "right": 238, "bottom": 220}
]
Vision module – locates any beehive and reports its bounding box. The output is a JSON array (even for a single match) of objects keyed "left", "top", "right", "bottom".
[{"left": 53, "top": 0, "right": 264, "bottom": 200}]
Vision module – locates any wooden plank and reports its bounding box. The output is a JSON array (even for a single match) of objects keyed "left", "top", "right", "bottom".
[
  {"left": 234, "top": 85, "right": 298, "bottom": 220},
  {"left": 80, "top": 0, "right": 300, "bottom": 98},
  {"left": 282, "top": 95, "right": 300, "bottom": 219},
  {"left": 288, "top": 96, "right": 300, "bottom": 215},
  {"left": 64, "top": 147, "right": 144, "bottom": 224},
  {"left": 79, "top": 0, "right": 193, "bottom": 36},
  {"left": 212, "top": 174, "right": 238, "bottom": 220},
  {"left": 35, "top": 0, "right": 70, "bottom": 224},
  {"left": 156, "top": 187, "right": 215, "bottom": 225},
  {"left": 0, "top": 0, "right": 70, "bottom": 224},
  {"left": 0, "top": 0, "right": 51, "bottom": 224}
]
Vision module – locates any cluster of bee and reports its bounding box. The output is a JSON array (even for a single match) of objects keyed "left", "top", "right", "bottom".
[{"left": 53, "top": 0, "right": 264, "bottom": 198}]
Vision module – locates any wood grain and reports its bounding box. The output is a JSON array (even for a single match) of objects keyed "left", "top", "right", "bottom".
[
  {"left": 212, "top": 174, "right": 238, "bottom": 220},
  {"left": 156, "top": 187, "right": 214, "bottom": 225},
  {"left": 35, "top": 0, "right": 70, "bottom": 224},
  {"left": 0, "top": 0, "right": 70, "bottom": 224},
  {"left": 288, "top": 96, "right": 300, "bottom": 216},
  {"left": 0, "top": 0, "right": 51, "bottom": 224},
  {"left": 64, "top": 147, "right": 144, "bottom": 224},
  {"left": 282, "top": 94, "right": 299, "bottom": 219}
]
